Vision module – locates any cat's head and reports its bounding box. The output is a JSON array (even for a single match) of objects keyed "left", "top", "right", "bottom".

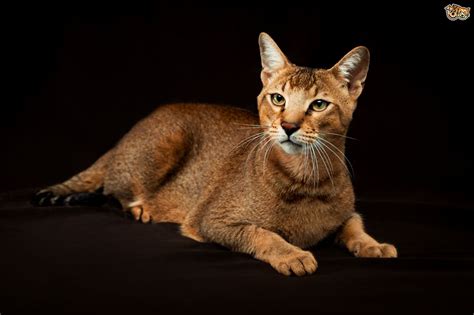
[{"left": 257, "top": 33, "right": 369, "bottom": 155}]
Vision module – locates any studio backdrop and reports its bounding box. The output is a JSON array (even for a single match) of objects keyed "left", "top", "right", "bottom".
[{"left": 2, "top": 3, "right": 472, "bottom": 205}]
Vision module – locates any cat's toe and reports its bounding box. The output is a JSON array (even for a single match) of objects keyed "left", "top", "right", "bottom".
[
  {"left": 141, "top": 211, "right": 152, "bottom": 223},
  {"left": 380, "top": 243, "right": 397, "bottom": 258},
  {"left": 129, "top": 205, "right": 153, "bottom": 223},
  {"left": 130, "top": 206, "right": 142, "bottom": 221},
  {"left": 354, "top": 242, "right": 398, "bottom": 258},
  {"left": 31, "top": 190, "right": 62, "bottom": 206},
  {"left": 271, "top": 250, "right": 318, "bottom": 276}
]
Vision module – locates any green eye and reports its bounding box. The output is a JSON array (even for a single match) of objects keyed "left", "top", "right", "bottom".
[
  {"left": 311, "top": 99, "right": 329, "bottom": 112},
  {"left": 271, "top": 93, "right": 286, "bottom": 106}
]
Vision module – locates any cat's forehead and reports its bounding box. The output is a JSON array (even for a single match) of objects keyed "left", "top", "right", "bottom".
[{"left": 272, "top": 67, "right": 336, "bottom": 95}]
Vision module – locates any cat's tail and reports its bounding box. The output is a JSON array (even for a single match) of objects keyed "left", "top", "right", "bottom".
[{"left": 31, "top": 149, "right": 114, "bottom": 207}]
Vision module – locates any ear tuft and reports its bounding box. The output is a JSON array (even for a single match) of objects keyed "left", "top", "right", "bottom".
[
  {"left": 332, "top": 46, "right": 370, "bottom": 98},
  {"left": 338, "top": 52, "right": 362, "bottom": 82}
]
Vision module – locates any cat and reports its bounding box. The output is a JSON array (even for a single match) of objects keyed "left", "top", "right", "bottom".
[
  {"left": 33, "top": 32, "right": 397, "bottom": 276},
  {"left": 444, "top": 3, "right": 470, "bottom": 21}
]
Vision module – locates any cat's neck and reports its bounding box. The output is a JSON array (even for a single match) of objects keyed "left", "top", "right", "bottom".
[{"left": 253, "top": 139, "right": 349, "bottom": 196}]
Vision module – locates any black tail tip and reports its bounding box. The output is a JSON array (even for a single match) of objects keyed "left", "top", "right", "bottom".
[{"left": 31, "top": 190, "right": 108, "bottom": 207}]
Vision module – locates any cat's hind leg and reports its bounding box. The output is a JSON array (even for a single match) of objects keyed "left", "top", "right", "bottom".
[
  {"left": 124, "top": 197, "right": 186, "bottom": 224},
  {"left": 104, "top": 117, "right": 193, "bottom": 224}
]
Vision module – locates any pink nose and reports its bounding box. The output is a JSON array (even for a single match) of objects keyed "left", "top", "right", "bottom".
[{"left": 281, "top": 121, "right": 300, "bottom": 136}]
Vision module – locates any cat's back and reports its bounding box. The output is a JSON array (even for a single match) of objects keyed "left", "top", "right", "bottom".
[
  {"left": 115, "top": 102, "right": 259, "bottom": 155},
  {"left": 127, "top": 102, "right": 258, "bottom": 140}
]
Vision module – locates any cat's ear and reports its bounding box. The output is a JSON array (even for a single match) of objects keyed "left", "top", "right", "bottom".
[
  {"left": 331, "top": 46, "right": 370, "bottom": 99},
  {"left": 258, "top": 33, "right": 290, "bottom": 85}
]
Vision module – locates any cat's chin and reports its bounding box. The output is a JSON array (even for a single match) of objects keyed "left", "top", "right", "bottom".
[{"left": 279, "top": 141, "right": 303, "bottom": 155}]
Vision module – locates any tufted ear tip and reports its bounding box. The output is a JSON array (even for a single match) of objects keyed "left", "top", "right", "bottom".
[
  {"left": 353, "top": 46, "right": 370, "bottom": 57},
  {"left": 258, "top": 32, "right": 270, "bottom": 41},
  {"left": 331, "top": 46, "right": 370, "bottom": 98}
]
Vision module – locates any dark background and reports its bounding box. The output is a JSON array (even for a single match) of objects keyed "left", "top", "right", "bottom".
[
  {"left": 2, "top": 3, "right": 474, "bottom": 314},
  {"left": 2, "top": 2, "right": 473, "bottom": 205}
]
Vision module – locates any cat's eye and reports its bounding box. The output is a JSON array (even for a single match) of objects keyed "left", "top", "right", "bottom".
[
  {"left": 311, "top": 99, "right": 329, "bottom": 112},
  {"left": 271, "top": 93, "right": 286, "bottom": 106}
]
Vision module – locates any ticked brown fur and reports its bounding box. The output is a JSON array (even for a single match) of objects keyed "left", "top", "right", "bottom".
[{"left": 38, "top": 33, "right": 397, "bottom": 276}]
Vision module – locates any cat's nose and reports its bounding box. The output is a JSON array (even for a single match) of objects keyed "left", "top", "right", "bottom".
[{"left": 281, "top": 121, "right": 300, "bottom": 136}]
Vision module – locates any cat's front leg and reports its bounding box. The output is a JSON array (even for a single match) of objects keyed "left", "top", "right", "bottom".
[
  {"left": 337, "top": 213, "right": 398, "bottom": 258},
  {"left": 200, "top": 223, "right": 317, "bottom": 276},
  {"left": 252, "top": 227, "right": 318, "bottom": 276}
]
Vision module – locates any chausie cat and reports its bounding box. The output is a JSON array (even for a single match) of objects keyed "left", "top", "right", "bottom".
[{"left": 34, "top": 33, "right": 397, "bottom": 276}]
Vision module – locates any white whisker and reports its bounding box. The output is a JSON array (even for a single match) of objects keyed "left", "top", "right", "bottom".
[
  {"left": 260, "top": 136, "right": 274, "bottom": 176},
  {"left": 317, "top": 142, "right": 336, "bottom": 188},
  {"left": 309, "top": 144, "right": 319, "bottom": 190},
  {"left": 312, "top": 145, "right": 320, "bottom": 190},
  {"left": 314, "top": 142, "right": 335, "bottom": 190},
  {"left": 233, "top": 123, "right": 271, "bottom": 129},
  {"left": 302, "top": 144, "right": 308, "bottom": 183},
  {"left": 245, "top": 133, "right": 269, "bottom": 172},
  {"left": 318, "top": 131, "right": 358, "bottom": 141},
  {"left": 262, "top": 137, "right": 275, "bottom": 176},
  {"left": 237, "top": 126, "right": 268, "bottom": 130},
  {"left": 318, "top": 137, "right": 355, "bottom": 177},
  {"left": 316, "top": 141, "right": 333, "bottom": 173},
  {"left": 232, "top": 132, "right": 265, "bottom": 153}
]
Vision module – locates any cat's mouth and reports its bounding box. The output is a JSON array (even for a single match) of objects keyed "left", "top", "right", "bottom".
[
  {"left": 279, "top": 140, "right": 303, "bottom": 155},
  {"left": 281, "top": 140, "right": 302, "bottom": 147}
]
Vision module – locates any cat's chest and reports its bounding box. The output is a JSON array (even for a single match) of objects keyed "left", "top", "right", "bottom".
[{"left": 272, "top": 199, "right": 353, "bottom": 248}]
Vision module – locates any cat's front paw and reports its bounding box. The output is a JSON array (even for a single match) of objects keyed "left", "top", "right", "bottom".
[
  {"left": 269, "top": 250, "right": 318, "bottom": 276},
  {"left": 353, "top": 241, "right": 397, "bottom": 258}
]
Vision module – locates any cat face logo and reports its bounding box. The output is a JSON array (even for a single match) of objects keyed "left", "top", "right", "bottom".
[{"left": 444, "top": 3, "right": 470, "bottom": 21}]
